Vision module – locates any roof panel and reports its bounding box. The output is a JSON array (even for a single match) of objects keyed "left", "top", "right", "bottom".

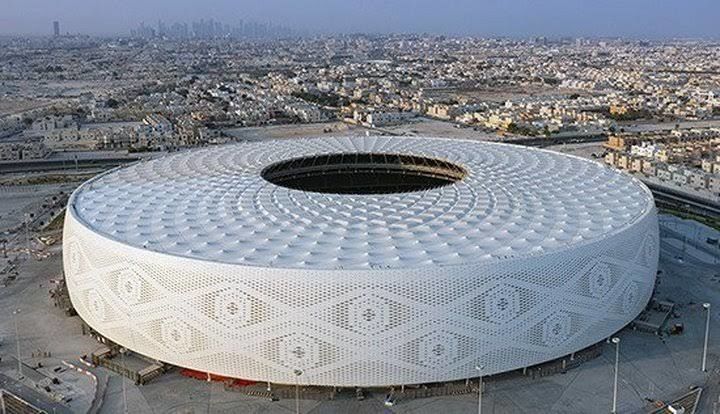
[{"left": 70, "top": 136, "right": 654, "bottom": 270}]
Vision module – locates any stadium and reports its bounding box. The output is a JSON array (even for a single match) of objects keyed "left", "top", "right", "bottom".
[{"left": 63, "top": 136, "right": 658, "bottom": 387}]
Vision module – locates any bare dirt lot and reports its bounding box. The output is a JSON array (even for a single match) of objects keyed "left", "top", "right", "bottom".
[{"left": 424, "top": 85, "right": 593, "bottom": 103}]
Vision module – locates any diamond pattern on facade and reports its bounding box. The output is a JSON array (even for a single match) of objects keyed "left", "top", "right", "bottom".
[
  {"left": 279, "top": 333, "right": 321, "bottom": 370},
  {"left": 588, "top": 262, "right": 613, "bottom": 299},
  {"left": 348, "top": 294, "right": 392, "bottom": 335},
  {"left": 213, "top": 288, "right": 252, "bottom": 329},
  {"left": 160, "top": 318, "right": 193, "bottom": 353},
  {"left": 484, "top": 284, "right": 521, "bottom": 323},
  {"left": 116, "top": 268, "right": 143, "bottom": 305},
  {"left": 542, "top": 311, "right": 572, "bottom": 346},
  {"left": 63, "top": 137, "right": 659, "bottom": 387},
  {"left": 419, "top": 331, "right": 459, "bottom": 368}
]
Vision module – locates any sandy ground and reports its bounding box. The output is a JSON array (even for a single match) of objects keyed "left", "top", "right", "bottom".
[
  {"left": 223, "top": 117, "right": 501, "bottom": 142},
  {"left": 377, "top": 117, "right": 499, "bottom": 141},
  {"left": 223, "top": 121, "right": 367, "bottom": 141},
  {"left": 423, "top": 86, "right": 592, "bottom": 103},
  {"left": 0, "top": 98, "right": 52, "bottom": 116},
  {"left": 0, "top": 183, "right": 76, "bottom": 233},
  {"left": 0, "top": 251, "right": 100, "bottom": 413}
]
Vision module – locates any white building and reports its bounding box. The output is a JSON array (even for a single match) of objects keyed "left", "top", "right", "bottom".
[
  {"left": 64, "top": 137, "right": 658, "bottom": 387},
  {"left": 365, "top": 110, "right": 415, "bottom": 126}
]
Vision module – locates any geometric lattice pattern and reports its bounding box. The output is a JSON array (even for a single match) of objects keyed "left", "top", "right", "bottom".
[{"left": 63, "top": 136, "right": 659, "bottom": 386}]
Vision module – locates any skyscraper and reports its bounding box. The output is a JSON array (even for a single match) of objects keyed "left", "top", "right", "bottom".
[{"left": 53, "top": 21, "right": 60, "bottom": 37}]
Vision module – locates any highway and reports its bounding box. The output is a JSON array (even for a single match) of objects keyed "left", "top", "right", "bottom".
[
  {"left": 510, "top": 133, "right": 607, "bottom": 147},
  {"left": 0, "top": 157, "right": 139, "bottom": 174},
  {"left": 644, "top": 181, "right": 720, "bottom": 219}
]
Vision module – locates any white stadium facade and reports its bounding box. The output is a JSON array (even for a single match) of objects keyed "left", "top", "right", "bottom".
[{"left": 63, "top": 136, "right": 659, "bottom": 387}]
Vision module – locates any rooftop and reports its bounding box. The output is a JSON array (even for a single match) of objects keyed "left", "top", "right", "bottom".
[{"left": 70, "top": 136, "right": 655, "bottom": 270}]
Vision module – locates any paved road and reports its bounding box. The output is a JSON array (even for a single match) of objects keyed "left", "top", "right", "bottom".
[
  {"left": 0, "top": 372, "right": 72, "bottom": 413},
  {"left": 0, "top": 157, "right": 138, "bottom": 174},
  {"left": 658, "top": 222, "right": 720, "bottom": 413}
]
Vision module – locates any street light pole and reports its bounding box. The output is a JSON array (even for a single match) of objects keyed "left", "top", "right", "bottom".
[
  {"left": 13, "top": 309, "right": 22, "bottom": 377},
  {"left": 24, "top": 213, "right": 31, "bottom": 260},
  {"left": 293, "top": 369, "right": 303, "bottom": 414},
  {"left": 703, "top": 303, "right": 711, "bottom": 372},
  {"left": 120, "top": 348, "right": 128, "bottom": 414},
  {"left": 207, "top": 371, "right": 213, "bottom": 414},
  {"left": 611, "top": 337, "right": 620, "bottom": 414},
  {"left": 475, "top": 364, "right": 484, "bottom": 414}
]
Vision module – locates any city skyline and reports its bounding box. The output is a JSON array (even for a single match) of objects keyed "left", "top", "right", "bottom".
[{"left": 2, "top": 0, "right": 720, "bottom": 39}]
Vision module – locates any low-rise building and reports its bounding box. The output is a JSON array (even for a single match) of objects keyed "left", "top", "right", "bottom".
[
  {"left": 688, "top": 170, "right": 710, "bottom": 190},
  {"left": 366, "top": 110, "right": 415, "bottom": 126},
  {"left": 709, "top": 176, "right": 720, "bottom": 195},
  {"left": 0, "top": 142, "right": 50, "bottom": 161},
  {"left": 642, "top": 160, "right": 657, "bottom": 176}
]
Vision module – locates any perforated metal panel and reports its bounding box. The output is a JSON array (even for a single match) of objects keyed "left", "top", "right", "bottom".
[{"left": 63, "top": 136, "right": 658, "bottom": 387}]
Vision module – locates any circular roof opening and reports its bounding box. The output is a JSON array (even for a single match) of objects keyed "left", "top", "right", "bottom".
[{"left": 261, "top": 152, "right": 467, "bottom": 194}]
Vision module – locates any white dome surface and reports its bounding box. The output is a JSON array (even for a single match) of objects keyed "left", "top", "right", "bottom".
[
  {"left": 71, "top": 136, "right": 652, "bottom": 270},
  {"left": 64, "top": 136, "right": 659, "bottom": 387}
]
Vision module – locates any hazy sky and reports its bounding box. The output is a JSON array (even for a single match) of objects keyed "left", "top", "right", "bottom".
[{"left": 2, "top": 0, "right": 719, "bottom": 38}]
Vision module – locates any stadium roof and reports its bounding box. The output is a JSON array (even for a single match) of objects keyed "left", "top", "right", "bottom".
[{"left": 70, "top": 136, "right": 654, "bottom": 270}]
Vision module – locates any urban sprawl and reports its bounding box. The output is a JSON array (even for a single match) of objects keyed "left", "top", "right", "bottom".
[{"left": 2, "top": 33, "right": 720, "bottom": 203}]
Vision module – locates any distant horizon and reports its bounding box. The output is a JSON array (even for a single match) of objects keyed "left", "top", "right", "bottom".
[
  {"left": 3, "top": 0, "right": 719, "bottom": 39},
  {"left": 2, "top": 31, "right": 719, "bottom": 42}
]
